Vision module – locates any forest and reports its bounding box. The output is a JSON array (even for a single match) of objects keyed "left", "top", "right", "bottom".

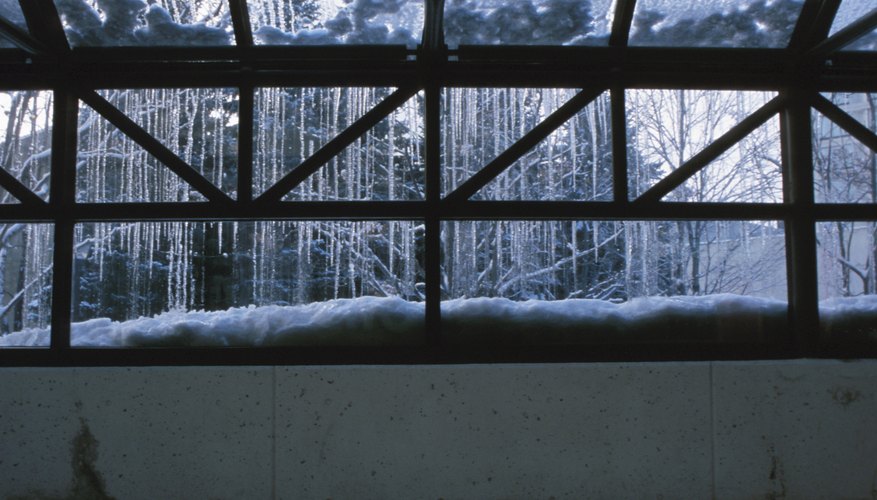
[{"left": 0, "top": 0, "right": 875, "bottom": 344}]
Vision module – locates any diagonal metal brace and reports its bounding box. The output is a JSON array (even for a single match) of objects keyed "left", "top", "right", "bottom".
[
  {"left": 0, "top": 14, "right": 48, "bottom": 54},
  {"left": 445, "top": 87, "right": 605, "bottom": 202},
  {"left": 228, "top": 0, "right": 254, "bottom": 48},
  {"left": 808, "top": 7, "right": 877, "bottom": 58},
  {"left": 811, "top": 93, "right": 877, "bottom": 153},
  {"left": 0, "top": 166, "right": 46, "bottom": 205},
  {"left": 635, "top": 95, "right": 787, "bottom": 204},
  {"left": 257, "top": 86, "right": 421, "bottom": 203},
  {"left": 78, "top": 89, "right": 233, "bottom": 203}
]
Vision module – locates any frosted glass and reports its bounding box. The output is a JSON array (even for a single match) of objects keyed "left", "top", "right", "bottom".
[
  {"left": 248, "top": 0, "right": 424, "bottom": 46},
  {"left": 444, "top": 0, "right": 615, "bottom": 46},
  {"left": 630, "top": 0, "right": 805, "bottom": 48}
]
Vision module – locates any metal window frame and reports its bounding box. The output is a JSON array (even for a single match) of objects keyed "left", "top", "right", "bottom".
[{"left": 0, "top": 0, "right": 876, "bottom": 365}]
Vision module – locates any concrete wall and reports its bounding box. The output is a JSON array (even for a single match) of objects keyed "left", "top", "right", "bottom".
[{"left": 1, "top": 360, "right": 876, "bottom": 499}]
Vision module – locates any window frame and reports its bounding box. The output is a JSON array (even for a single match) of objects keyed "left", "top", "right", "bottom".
[{"left": 0, "top": 0, "right": 876, "bottom": 365}]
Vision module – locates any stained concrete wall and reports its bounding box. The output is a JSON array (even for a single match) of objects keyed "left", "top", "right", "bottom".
[{"left": 1, "top": 361, "right": 875, "bottom": 499}]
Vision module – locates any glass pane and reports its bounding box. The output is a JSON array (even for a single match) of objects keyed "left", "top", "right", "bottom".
[
  {"left": 441, "top": 88, "right": 569, "bottom": 197},
  {"left": 76, "top": 89, "right": 238, "bottom": 203},
  {"left": 630, "top": 0, "right": 805, "bottom": 48},
  {"left": 0, "top": 90, "right": 53, "bottom": 203},
  {"left": 476, "top": 91, "right": 613, "bottom": 201},
  {"left": 286, "top": 93, "right": 424, "bottom": 201},
  {"left": 627, "top": 89, "right": 779, "bottom": 202},
  {"left": 830, "top": 0, "right": 873, "bottom": 36},
  {"left": 845, "top": 29, "right": 877, "bottom": 52},
  {"left": 664, "top": 119, "right": 783, "bottom": 203},
  {"left": 72, "top": 221, "right": 424, "bottom": 346},
  {"left": 818, "top": 221, "right": 877, "bottom": 342},
  {"left": 249, "top": 0, "right": 423, "bottom": 46},
  {"left": 254, "top": 87, "right": 424, "bottom": 201},
  {"left": 0, "top": 0, "right": 28, "bottom": 49},
  {"left": 0, "top": 223, "right": 53, "bottom": 347},
  {"left": 54, "top": 0, "right": 233, "bottom": 47},
  {"left": 444, "top": 0, "right": 615, "bottom": 47},
  {"left": 813, "top": 93, "right": 877, "bottom": 204},
  {"left": 441, "top": 220, "right": 787, "bottom": 345}
]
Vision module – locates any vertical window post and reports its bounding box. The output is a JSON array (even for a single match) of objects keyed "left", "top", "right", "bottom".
[
  {"left": 49, "top": 89, "right": 78, "bottom": 350},
  {"left": 782, "top": 89, "right": 820, "bottom": 354}
]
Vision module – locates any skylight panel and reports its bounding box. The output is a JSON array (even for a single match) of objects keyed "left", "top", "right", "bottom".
[
  {"left": 830, "top": 0, "right": 871, "bottom": 36},
  {"left": 830, "top": 1, "right": 877, "bottom": 52},
  {"left": 0, "top": 0, "right": 29, "bottom": 49},
  {"left": 248, "top": 0, "right": 424, "bottom": 46},
  {"left": 443, "top": 0, "right": 615, "bottom": 47},
  {"left": 629, "top": 0, "right": 805, "bottom": 48},
  {"left": 53, "top": 0, "right": 234, "bottom": 47}
]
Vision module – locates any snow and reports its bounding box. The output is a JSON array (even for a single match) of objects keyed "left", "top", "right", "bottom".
[
  {"left": 3, "top": 294, "right": 875, "bottom": 348},
  {"left": 54, "top": 0, "right": 232, "bottom": 47},
  {"left": 442, "top": 294, "right": 790, "bottom": 343},
  {"left": 0, "top": 293, "right": 790, "bottom": 347},
  {"left": 1, "top": 296, "right": 425, "bottom": 347},
  {"left": 820, "top": 296, "right": 877, "bottom": 341}
]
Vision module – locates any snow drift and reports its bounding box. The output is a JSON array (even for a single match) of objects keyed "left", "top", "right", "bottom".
[{"left": 1, "top": 293, "right": 867, "bottom": 348}]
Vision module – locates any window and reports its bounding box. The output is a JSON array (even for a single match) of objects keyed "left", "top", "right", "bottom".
[{"left": 0, "top": 0, "right": 876, "bottom": 364}]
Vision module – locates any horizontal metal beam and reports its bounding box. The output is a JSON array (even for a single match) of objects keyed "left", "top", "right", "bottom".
[
  {"left": 0, "top": 200, "right": 804, "bottom": 222},
  {"left": 0, "top": 46, "right": 873, "bottom": 90},
  {"left": 7, "top": 201, "right": 876, "bottom": 223}
]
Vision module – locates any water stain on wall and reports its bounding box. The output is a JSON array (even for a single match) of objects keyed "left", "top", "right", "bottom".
[{"left": 5, "top": 414, "right": 114, "bottom": 500}]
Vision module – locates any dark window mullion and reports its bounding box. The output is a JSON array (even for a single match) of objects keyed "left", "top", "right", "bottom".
[
  {"left": 787, "top": 0, "right": 840, "bottom": 52},
  {"left": 609, "top": 0, "right": 636, "bottom": 47},
  {"left": 425, "top": 84, "right": 442, "bottom": 348},
  {"left": 228, "top": 0, "right": 254, "bottom": 48},
  {"left": 49, "top": 88, "right": 78, "bottom": 350},
  {"left": 781, "top": 89, "right": 820, "bottom": 355},
  {"left": 18, "top": 0, "right": 68, "bottom": 53}
]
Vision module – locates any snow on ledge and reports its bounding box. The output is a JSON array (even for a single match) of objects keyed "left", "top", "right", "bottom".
[{"left": 1, "top": 294, "right": 875, "bottom": 348}]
